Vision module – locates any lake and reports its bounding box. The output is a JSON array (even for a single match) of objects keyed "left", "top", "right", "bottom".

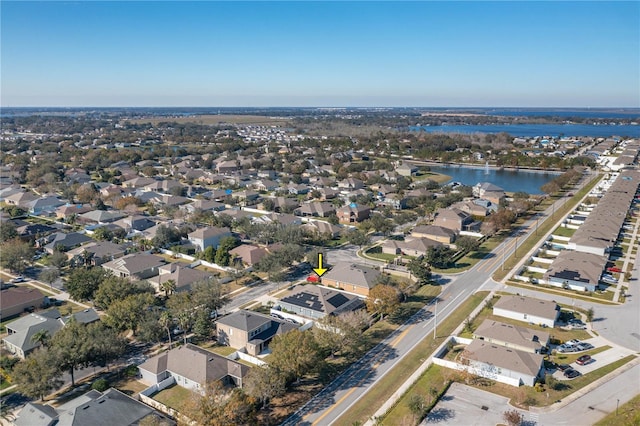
[
  {"left": 410, "top": 124, "right": 640, "bottom": 138},
  {"left": 427, "top": 164, "right": 560, "bottom": 195}
]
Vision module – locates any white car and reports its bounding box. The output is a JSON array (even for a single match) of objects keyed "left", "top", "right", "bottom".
[{"left": 566, "top": 339, "right": 581, "bottom": 347}]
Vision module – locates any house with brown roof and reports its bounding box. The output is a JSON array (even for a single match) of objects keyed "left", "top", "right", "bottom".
[
  {"left": 410, "top": 225, "right": 456, "bottom": 244},
  {"left": 0, "top": 287, "right": 45, "bottom": 320},
  {"left": 493, "top": 295, "right": 560, "bottom": 328},
  {"left": 295, "top": 202, "right": 336, "bottom": 218},
  {"left": 433, "top": 208, "right": 474, "bottom": 232},
  {"left": 150, "top": 263, "right": 214, "bottom": 293},
  {"left": 337, "top": 203, "right": 370, "bottom": 224},
  {"left": 278, "top": 285, "right": 364, "bottom": 320},
  {"left": 382, "top": 237, "right": 442, "bottom": 257},
  {"left": 300, "top": 220, "right": 342, "bottom": 239},
  {"left": 472, "top": 182, "right": 506, "bottom": 205},
  {"left": 473, "top": 319, "right": 549, "bottom": 354},
  {"left": 66, "top": 241, "right": 127, "bottom": 266},
  {"left": 215, "top": 310, "right": 298, "bottom": 356},
  {"left": 320, "top": 262, "right": 381, "bottom": 297},
  {"left": 138, "top": 344, "right": 250, "bottom": 393},
  {"left": 229, "top": 244, "right": 268, "bottom": 266}
]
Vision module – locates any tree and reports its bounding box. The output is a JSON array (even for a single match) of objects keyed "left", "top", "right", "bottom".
[
  {"left": 346, "top": 229, "right": 370, "bottom": 248},
  {"left": 455, "top": 236, "right": 480, "bottom": 253},
  {"left": 85, "top": 322, "right": 127, "bottom": 368},
  {"left": 244, "top": 365, "right": 286, "bottom": 408},
  {"left": 187, "top": 381, "right": 258, "bottom": 426},
  {"left": 93, "top": 226, "right": 114, "bottom": 241},
  {"left": 48, "top": 250, "right": 68, "bottom": 272},
  {"left": 214, "top": 236, "right": 238, "bottom": 266},
  {"left": 106, "top": 293, "right": 156, "bottom": 336},
  {"left": 167, "top": 292, "right": 195, "bottom": 345},
  {"left": 0, "top": 222, "right": 18, "bottom": 243},
  {"left": 65, "top": 267, "right": 110, "bottom": 301},
  {"left": 545, "top": 373, "right": 558, "bottom": 391},
  {"left": 160, "top": 279, "right": 176, "bottom": 298},
  {"left": 502, "top": 409, "right": 524, "bottom": 426},
  {"left": 426, "top": 246, "right": 455, "bottom": 269},
  {"left": 31, "top": 329, "right": 51, "bottom": 348},
  {"left": 586, "top": 307, "right": 594, "bottom": 323},
  {"left": 192, "top": 309, "right": 212, "bottom": 340},
  {"left": 0, "top": 238, "right": 34, "bottom": 273},
  {"left": 314, "top": 310, "right": 370, "bottom": 359},
  {"left": 407, "top": 256, "right": 432, "bottom": 285},
  {"left": 269, "top": 329, "right": 323, "bottom": 383},
  {"left": 93, "top": 277, "right": 152, "bottom": 310},
  {"left": 159, "top": 311, "right": 174, "bottom": 349},
  {"left": 137, "top": 311, "right": 166, "bottom": 345},
  {"left": 408, "top": 394, "right": 425, "bottom": 424},
  {"left": 152, "top": 224, "right": 181, "bottom": 248},
  {"left": 365, "top": 284, "right": 400, "bottom": 320},
  {"left": 12, "top": 349, "right": 62, "bottom": 400},
  {"left": 39, "top": 268, "right": 59, "bottom": 289},
  {"left": 50, "top": 319, "right": 90, "bottom": 386}
]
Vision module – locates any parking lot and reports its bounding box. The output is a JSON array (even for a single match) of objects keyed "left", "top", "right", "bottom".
[{"left": 552, "top": 337, "right": 637, "bottom": 380}]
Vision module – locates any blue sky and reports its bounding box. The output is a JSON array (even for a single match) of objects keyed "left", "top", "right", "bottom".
[{"left": 1, "top": 1, "right": 639, "bottom": 107}]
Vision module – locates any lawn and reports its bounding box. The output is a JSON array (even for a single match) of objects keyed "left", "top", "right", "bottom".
[
  {"left": 111, "top": 376, "right": 148, "bottom": 397},
  {"left": 552, "top": 345, "right": 610, "bottom": 364},
  {"left": 432, "top": 234, "right": 505, "bottom": 274},
  {"left": 153, "top": 384, "right": 197, "bottom": 413},
  {"left": 505, "top": 280, "right": 618, "bottom": 305},
  {"left": 552, "top": 226, "right": 577, "bottom": 238},
  {"left": 363, "top": 245, "right": 398, "bottom": 262},
  {"left": 335, "top": 291, "right": 490, "bottom": 426},
  {"left": 594, "top": 393, "right": 640, "bottom": 426}
]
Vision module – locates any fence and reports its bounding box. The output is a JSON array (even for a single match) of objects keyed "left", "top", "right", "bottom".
[{"left": 228, "top": 350, "right": 267, "bottom": 367}]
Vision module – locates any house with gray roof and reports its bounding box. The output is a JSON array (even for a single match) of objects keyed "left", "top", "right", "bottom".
[
  {"left": 188, "top": 226, "right": 232, "bottom": 251},
  {"left": 139, "top": 344, "right": 250, "bottom": 393},
  {"left": 40, "top": 232, "right": 93, "bottom": 254},
  {"left": 28, "top": 195, "right": 66, "bottom": 216},
  {"left": 150, "top": 263, "right": 214, "bottom": 293},
  {"left": 101, "top": 252, "right": 165, "bottom": 280},
  {"left": 493, "top": 295, "right": 560, "bottom": 328},
  {"left": 411, "top": 224, "right": 456, "bottom": 244},
  {"left": 295, "top": 202, "right": 336, "bottom": 218},
  {"left": 320, "top": 262, "right": 381, "bottom": 297},
  {"left": 78, "top": 210, "right": 127, "bottom": 224},
  {"left": 216, "top": 310, "right": 298, "bottom": 356},
  {"left": 473, "top": 319, "right": 549, "bottom": 354},
  {"left": 15, "top": 388, "right": 173, "bottom": 426},
  {"left": 278, "top": 285, "right": 364, "bottom": 320},
  {"left": 66, "top": 241, "right": 127, "bottom": 266},
  {"left": 462, "top": 339, "right": 545, "bottom": 386},
  {"left": 382, "top": 237, "right": 442, "bottom": 257},
  {"left": 544, "top": 249, "right": 607, "bottom": 292}
]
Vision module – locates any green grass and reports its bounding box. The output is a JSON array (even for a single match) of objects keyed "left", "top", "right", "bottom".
[
  {"left": 493, "top": 174, "right": 602, "bottom": 282},
  {"left": 363, "top": 246, "right": 398, "bottom": 262},
  {"left": 552, "top": 345, "right": 611, "bottom": 364},
  {"left": 152, "top": 384, "right": 196, "bottom": 413},
  {"left": 594, "top": 393, "right": 640, "bottom": 426},
  {"left": 336, "top": 291, "right": 490, "bottom": 426},
  {"left": 551, "top": 226, "right": 577, "bottom": 238}
]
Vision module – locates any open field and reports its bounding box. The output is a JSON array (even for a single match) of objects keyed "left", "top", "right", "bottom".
[{"left": 130, "top": 114, "right": 291, "bottom": 126}]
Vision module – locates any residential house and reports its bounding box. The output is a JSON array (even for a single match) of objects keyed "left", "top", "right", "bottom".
[
  {"left": 254, "top": 179, "right": 279, "bottom": 192},
  {"left": 55, "top": 204, "right": 92, "bottom": 221},
  {"left": 300, "top": 220, "right": 342, "bottom": 239},
  {"left": 320, "top": 262, "right": 381, "bottom": 297},
  {"left": 433, "top": 208, "right": 474, "bottom": 232},
  {"left": 337, "top": 203, "right": 370, "bottom": 224},
  {"left": 78, "top": 210, "right": 127, "bottom": 225},
  {"left": 0, "top": 287, "right": 45, "bottom": 320},
  {"left": 180, "top": 199, "right": 226, "bottom": 214},
  {"left": 396, "top": 163, "right": 418, "bottom": 177},
  {"left": 188, "top": 226, "right": 232, "bottom": 251},
  {"left": 473, "top": 319, "right": 550, "bottom": 354},
  {"left": 101, "top": 252, "right": 165, "bottom": 280},
  {"left": 66, "top": 241, "right": 127, "bottom": 267},
  {"left": 451, "top": 200, "right": 492, "bottom": 217},
  {"left": 294, "top": 202, "right": 336, "bottom": 218},
  {"left": 377, "top": 193, "right": 408, "bottom": 210},
  {"left": 493, "top": 295, "right": 560, "bottom": 328},
  {"left": 382, "top": 237, "right": 442, "bottom": 257},
  {"left": 229, "top": 244, "right": 268, "bottom": 267},
  {"left": 121, "top": 177, "right": 156, "bottom": 189},
  {"left": 139, "top": 343, "right": 249, "bottom": 393},
  {"left": 151, "top": 263, "right": 214, "bottom": 293},
  {"left": 338, "top": 178, "right": 364, "bottom": 191},
  {"left": 15, "top": 388, "right": 174, "bottom": 426},
  {"left": 410, "top": 225, "right": 456, "bottom": 244},
  {"left": 472, "top": 182, "right": 506, "bottom": 205},
  {"left": 28, "top": 195, "right": 66, "bottom": 216},
  {"left": 271, "top": 196, "right": 300, "bottom": 213},
  {"left": 544, "top": 250, "right": 607, "bottom": 292},
  {"left": 3, "top": 190, "right": 38, "bottom": 209},
  {"left": 3, "top": 309, "right": 99, "bottom": 359},
  {"left": 40, "top": 232, "right": 93, "bottom": 254},
  {"left": 215, "top": 310, "right": 297, "bottom": 356},
  {"left": 287, "top": 184, "right": 310, "bottom": 195},
  {"left": 217, "top": 160, "right": 239, "bottom": 174},
  {"left": 278, "top": 285, "right": 364, "bottom": 320},
  {"left": 461, "top": 339, "right": 545, "bottom": 387}
]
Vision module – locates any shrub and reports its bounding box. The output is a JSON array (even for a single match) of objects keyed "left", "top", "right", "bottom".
[{"left": 92, "top": 378, "right": 109, "bottom": 392}]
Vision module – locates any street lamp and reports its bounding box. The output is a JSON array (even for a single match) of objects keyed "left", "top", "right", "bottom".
[{"left": 617, "top": 399, "right": 619, "bottom": 416}]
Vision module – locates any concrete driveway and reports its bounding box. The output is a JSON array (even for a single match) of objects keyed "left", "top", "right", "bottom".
[{"left": 422, "top": 382, "right": 532, "bottom": 425}]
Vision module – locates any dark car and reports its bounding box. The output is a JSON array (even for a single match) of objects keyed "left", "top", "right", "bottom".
[
  {"left": 564, "top": 368, "right": 581, "bottom": 379},
  {"left": 556, "top": 364, "right": 571, "bottom": 372},
  {"left": 576, "top": 355, "right": 592, "bottom": 365}
]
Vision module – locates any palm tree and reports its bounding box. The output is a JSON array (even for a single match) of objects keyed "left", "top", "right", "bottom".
[
  {"left": 159, "top": 311, "right": 173, "bottom": 349},
  {"left": 31, "top": 329, "right": 50, "bottom": 348},
  {"left": 160, "top": 279, "right": 176, "bottom": 298}
]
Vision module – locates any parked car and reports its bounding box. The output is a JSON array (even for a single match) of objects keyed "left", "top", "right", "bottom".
[
  {"left": 564, "top": 368, "right": 581, "bottom": 379},
  {"left": 566, "top": 339, "right": 582, "bottom": 347},
  {"left": 576, "top": 343, "right": 594, "bottom": 351},
  {"left": 306, "top": 275, "right": 319, "bottom": 283},
  {"left": 10, "top": 276, "right": 26, "bottom": 283},
  {"left": 607, "top": 267, "right": 623, "bottom": 273},
  {"left": 576, "top": 355, "right": 592, "bottom": 365},
  {"left": 556, "top": 363, "right": 571, "bottom": 372},
  {"left": 557, "top": 345, "right": 578, "bottom": 353},
  {"left": 570, "top": 323, "right": 587, "bottom": 330}
]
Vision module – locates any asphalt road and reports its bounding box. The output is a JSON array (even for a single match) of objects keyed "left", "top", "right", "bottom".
[{"left": 282, "top": 172, "right": 596, "bottom": 426}]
